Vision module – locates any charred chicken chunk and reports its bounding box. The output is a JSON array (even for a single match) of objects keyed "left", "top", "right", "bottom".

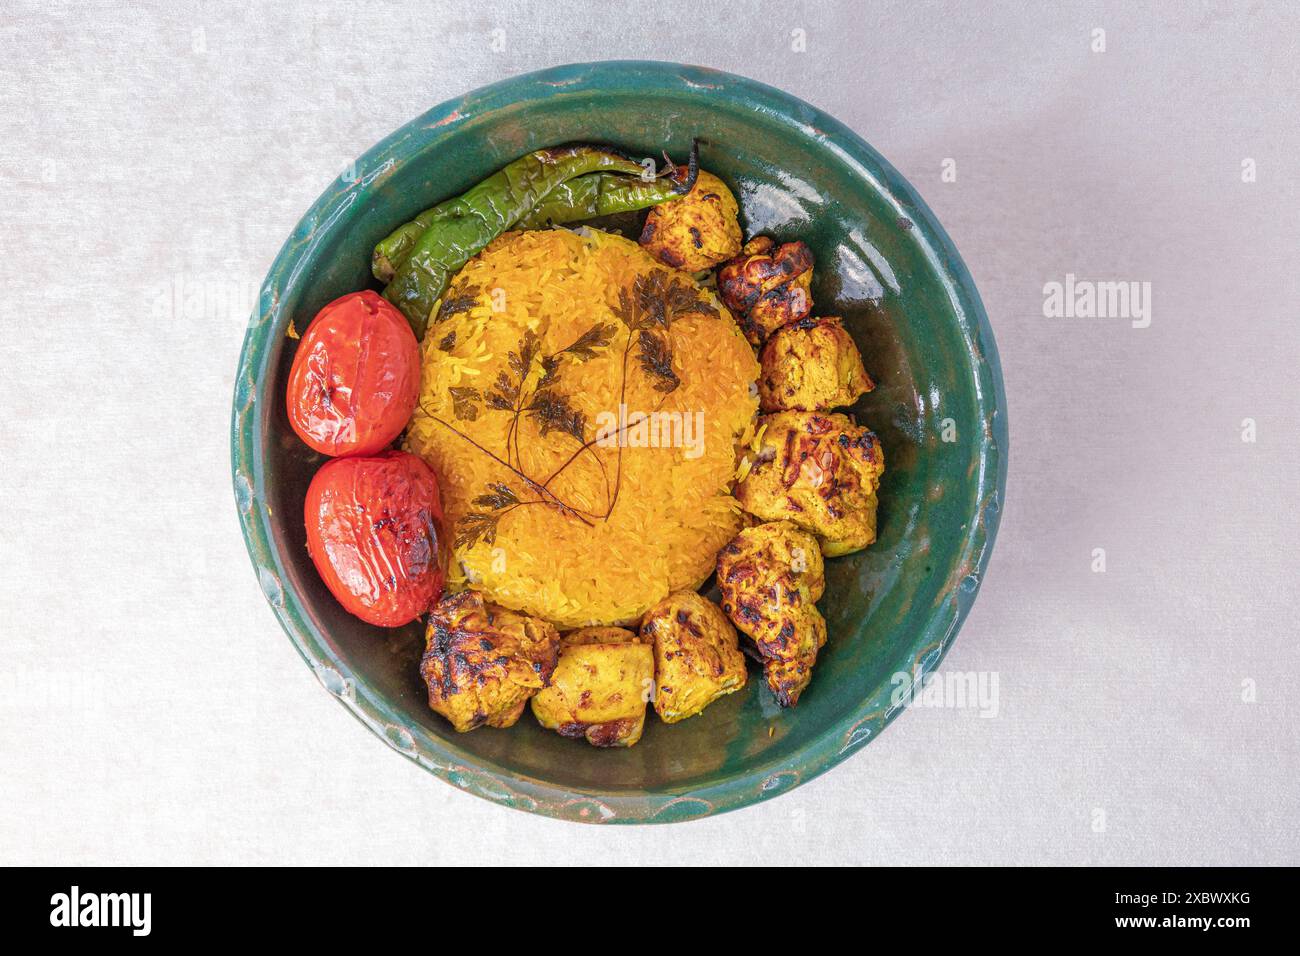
[
  {"left": 736, "top": 411, "right": 884, "bottom": 557},
  {"left": 421, "top": 590, "right": 561, "bottom": 733},
  {"left": 639, "top": 169, "right": 742, "bottom": 272},
  {"left": 758, "top": 316, "right": 874, "bottom": 412},
  {"left": 717, "top": 236, "right": 814, "bottom": 345},
  {"left": 640, "top": 591, "right": 747, "bottom": 723},
  {"left": 531, "top": 627, "right": 655, "bottom": 747},
  {"left": 716, "top": 521, "right": 827, "bottom": 707}
]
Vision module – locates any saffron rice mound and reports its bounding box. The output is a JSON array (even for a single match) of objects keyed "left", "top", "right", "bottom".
[{"left": 405, "top": 228, "right": 759, "bottom": 628}]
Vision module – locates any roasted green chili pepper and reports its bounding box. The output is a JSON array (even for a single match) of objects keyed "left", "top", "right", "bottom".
[
  {"left": 372, "top": 199, "right": 458, "bottom": 284},
  {"left": 381, "top": 143, "right": 699, "bottom": 336},
  {"left": 514, "top": 172, "right": 683, "bottom": 229},
  {"left": 383, "top": 146, "right": 642, "bottom": 335},
  {"left": 372, "top": 173, "right": 676, "bottom": 283}
]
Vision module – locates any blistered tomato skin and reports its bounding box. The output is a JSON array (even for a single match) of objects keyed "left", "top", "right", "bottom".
[
  {"left": 304, "top": 451, "right": 445, "bottom": 627},
  {"left": 286, "top": 290, "right": 421, "bottom": 457}
]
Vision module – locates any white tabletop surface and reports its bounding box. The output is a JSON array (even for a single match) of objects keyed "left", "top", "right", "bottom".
[{"left": 2, "top": 0, "right": 1296, "bottom": 865}]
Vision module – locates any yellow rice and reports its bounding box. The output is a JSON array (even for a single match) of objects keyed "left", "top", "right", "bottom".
[{"left": 405, "top": 228, "right": 759, "bottom": 628}]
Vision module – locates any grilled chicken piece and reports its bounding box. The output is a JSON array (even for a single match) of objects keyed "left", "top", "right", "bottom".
[
  {"left": 640, "top": 591, "right": 747, "bottom": 723},
  {"left": 735, "top": 411, "right": 884, "bottom": 557},
  {"left": 758, "top": 316, "right": 874, "bottom": 412},
  {"left": 717, "top": 236, "right": 814, "bottom": 345},
  {"left": 421, "top": 590, "right": 560, "bottom": 732},
  {"left": 531, "top": 627, "right": 655, "bottom": 747},
  {"left": 716, "top": 521, "right": 827, "bottom": 707},
  {"left": 639, "top": 169, "right": 742, "bottom": 272}
]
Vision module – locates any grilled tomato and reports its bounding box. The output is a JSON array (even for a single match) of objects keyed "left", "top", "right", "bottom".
[
  {"left": 286, "top": 290, "right": 421, "bottom": 457},
  {"left": 304, "top": 451, "right": 445, "bottom": 627}
]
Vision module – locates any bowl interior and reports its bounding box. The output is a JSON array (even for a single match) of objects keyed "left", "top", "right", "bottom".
[{"left": 236, "top": 63, "right": 1004, "bottom": 821}]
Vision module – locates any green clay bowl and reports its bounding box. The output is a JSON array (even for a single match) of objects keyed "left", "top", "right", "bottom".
[{"left": 231, "top": 61, "right": 1007, "bottom": 823}]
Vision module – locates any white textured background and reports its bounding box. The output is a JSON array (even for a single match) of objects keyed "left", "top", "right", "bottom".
[{"left": 2, "top": 0, "right": 1297, "bottom": 865}]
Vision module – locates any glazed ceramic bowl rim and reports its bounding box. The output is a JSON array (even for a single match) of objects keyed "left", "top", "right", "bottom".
[{"left": 231, "top": 60, "right": 1008, "bottom": 824}]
